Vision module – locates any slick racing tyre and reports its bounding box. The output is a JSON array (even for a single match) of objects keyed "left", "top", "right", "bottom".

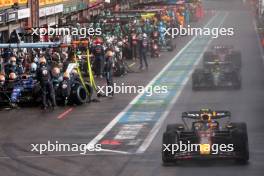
[
  {"left": 113, "top": 62, "right": 125, "bottom": 77},
  {"left": 232, "top": 71, "right": 242, "bottom": 90},
  {"left": 227, "top": 51, "right": 242, "bottom": 69},
  {"left": 167, "top": 39, "right": 174, "bottom": 52},
  {"left": 71, "top": 85, "right": 88, "bottom": 105},
  {"left": 162, "top": 131, "right": 178, "bottom": 164},
  {"left": 231, "top": 122, "right": 249, "bottom": 164}
]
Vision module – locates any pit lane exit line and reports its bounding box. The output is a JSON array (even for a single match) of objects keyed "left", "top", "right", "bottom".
[{"left": 88, "top": 12, "right": 228, "bottom": 153}]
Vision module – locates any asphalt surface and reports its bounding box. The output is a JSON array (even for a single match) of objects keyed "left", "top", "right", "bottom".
[{"left": 1, "top": 1, "right": 264, "bottom": 176}]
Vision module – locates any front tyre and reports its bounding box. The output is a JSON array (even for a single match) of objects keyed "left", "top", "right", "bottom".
[{"left": 162, "top": 132, "right": 178, "bottom": 165}]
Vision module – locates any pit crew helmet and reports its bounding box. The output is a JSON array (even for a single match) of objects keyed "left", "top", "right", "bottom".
[
  {"left": 9, "top": 72, "right": 17, "bottom": 81},
  {"left": 63, "top": 72, "right": 70, "bottom": 80},
  {"left": 71, "top": 69, "right": 78, "bottom": 76},
  {"left": 94, "top": 38, "right": 103, "bottom": 45},
  {"left": 30, "top": 62, "right": 37, "bottom": 72},
  {"left": 39, "top": 57, "right": 47, "bottom": 65},
  {"left": 52, "top": 67, "right": 61, "bottom": 77},
  {"left": 106, "top": 50, "right": 114, "bottom": 57},
  {"left": 10, "top": 57, "right": 16, "bottom": 65}
]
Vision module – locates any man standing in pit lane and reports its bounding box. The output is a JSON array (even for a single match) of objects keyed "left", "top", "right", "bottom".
[
  {"left": 139, "top": 33, "right": 149, "bottom": 71},
  {"left": 36, "top": 56, "right": 56, "bottom": 110},
  {"left": 104, "top": 50, "right": 114, "bottom": 97},
  {"left": 130, "top": 28, "right": 138, "bottom": 61},
  {"left": 92, "top": 38, "right": 105, "bottom": 78}
]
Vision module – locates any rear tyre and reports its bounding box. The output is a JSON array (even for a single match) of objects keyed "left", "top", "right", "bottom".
[
  {"left": 113, "top": 61, "right": 125, "bottom": 77},
  {"left": 231, "top": 122, "right": 249, "bottom": 164},
  {"left": 227, "top": 51, "right": 242, "bottom": 69},
  {"left": 71, "top": 85, "right": 88, "bottom": 105}
]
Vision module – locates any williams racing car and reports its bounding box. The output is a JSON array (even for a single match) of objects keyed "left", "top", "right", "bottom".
[
  {"left": 162, "top": 109, "right": 249, "bottom": 164},
  {"left": 0, "top": 63, "right": 93, "bottom": 108},
  {"left": 192, "top": 61, "right": 241, "bottom": 90},
  {"left": 0, "top": 74, "right": 41, "bottom": 107},
  {"left": 203, "top": 45, "right": 242, "bottom": 69}
]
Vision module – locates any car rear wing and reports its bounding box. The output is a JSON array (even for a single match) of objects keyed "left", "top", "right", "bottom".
[
  {"left": 205, "top": 61, "right": 228, "bottom": 65},
  {"left": 211, "top": 45, "right": 234, "bottom": 50},
  {"left": 182, "top": 111, "right": 231, "bottom": 120}
]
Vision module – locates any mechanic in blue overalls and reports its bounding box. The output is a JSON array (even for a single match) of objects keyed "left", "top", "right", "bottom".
[
  {"left": 158, "top": 21, "right": 167, "bottom": 47},
  {"left": 36, "top": 57, "right": 56, "bottom": 109}
]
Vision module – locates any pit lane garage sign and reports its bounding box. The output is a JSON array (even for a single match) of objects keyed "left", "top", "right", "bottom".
[
  {"left": 0, "top": 14, "right": 4, "bottom": 24},
  {"left": 7, "top": 12, "right": 17, "bottom": 22}
]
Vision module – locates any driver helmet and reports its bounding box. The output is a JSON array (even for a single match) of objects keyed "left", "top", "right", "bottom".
[
  {"left": 201, "top": 113, "right": 211, "bottom": 122},
  {"left": 213, "top": 63, "right": 220, "bottom": 71},
  {"left": 200, "top": 109, "right": 212, "bottom": 122}
]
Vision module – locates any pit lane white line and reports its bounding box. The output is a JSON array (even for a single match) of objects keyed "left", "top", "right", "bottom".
[
  {"left": 0, "top": 149, "right": 131, "bottom": 160},
  {"left": 88, "top": 12, "right": 228, "bottom": 154},
  {"left": 253, "top": 20, "right": 264, "bottom": 64}
]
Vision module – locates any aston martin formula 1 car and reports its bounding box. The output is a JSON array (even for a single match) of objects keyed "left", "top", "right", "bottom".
[
  {"left": 192, "top": 62, "right": 241, "bottom": 90},
  {"left": 162, "top": 109, "right": 249, "bottom": 164},
  {"left": 203, "top": 45, "right": 242, "bottom": 69}
]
